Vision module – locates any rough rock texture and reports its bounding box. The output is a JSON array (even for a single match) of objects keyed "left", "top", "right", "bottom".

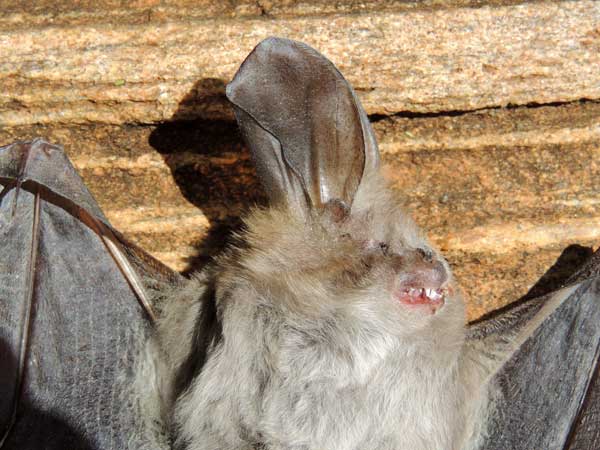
[
  {"left": 1, "top": 0, "right": 599, "bottom": 321},
  {"left": 1, "top": 1, "right": 599, "bottom": 125}
]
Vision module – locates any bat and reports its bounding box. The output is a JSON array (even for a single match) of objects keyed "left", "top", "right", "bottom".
[
  {"left": 0, "top": 38, "right": 598, "bottom": 450},
  {"left": 155, "top": 38, "right": 600, "bottom": 450}
]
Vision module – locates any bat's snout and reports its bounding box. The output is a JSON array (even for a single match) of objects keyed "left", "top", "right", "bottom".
[{"left": 391, "top": 249, "right": 449, "bottom": 315}]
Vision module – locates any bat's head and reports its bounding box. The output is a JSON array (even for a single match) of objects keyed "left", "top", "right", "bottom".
[
  {"left": 237, "top": 176, "right": 465, "bottom": 347},
  {"left": 225, "top": 37, "right": 465, "bottom": 362}
]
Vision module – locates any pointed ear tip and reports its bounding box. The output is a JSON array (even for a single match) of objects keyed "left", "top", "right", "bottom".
[
  {"left": 226, "top": 36, "right": 294, "bottom": 103},
  {"left": 255, "top": 36, "right": 294, "bottom": 52},
  {"left": 247, "top": 37, "right": 307, "bottom": 63}
]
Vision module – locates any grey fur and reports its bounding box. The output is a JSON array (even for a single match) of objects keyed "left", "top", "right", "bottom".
[{"left": 154, "top": 179, "right": 476, "bottom": 450}]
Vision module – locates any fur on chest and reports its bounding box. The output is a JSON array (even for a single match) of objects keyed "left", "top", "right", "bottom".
[{"left": 254, "top": 352, "right": 466, "bottom": 450}]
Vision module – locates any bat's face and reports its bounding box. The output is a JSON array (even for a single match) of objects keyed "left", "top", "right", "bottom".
[
  {"left": 239, "top": 179, "right": 465, "bottom": 348},
  {"left": 224, "top": 36, "right": 466, "bottom": 365}
]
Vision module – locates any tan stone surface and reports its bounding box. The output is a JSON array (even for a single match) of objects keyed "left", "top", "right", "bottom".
[
  {"left": 2, "top": 100, "right": 598, "bottom": 321},
  {"left": 1, "top": 1, "right": 599, "bottom": 126},
  {"left": 0, "top": 0, "right": 546, "bottom": 26}
]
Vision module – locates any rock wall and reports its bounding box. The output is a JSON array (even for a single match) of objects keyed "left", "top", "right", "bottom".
[{"left": 1, "top": 0, "right": 599, "bottom": 320}]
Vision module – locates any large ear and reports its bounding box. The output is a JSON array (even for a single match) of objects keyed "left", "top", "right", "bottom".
[{"left": 226, "top": 37, "right": 380, "bottom": 214}]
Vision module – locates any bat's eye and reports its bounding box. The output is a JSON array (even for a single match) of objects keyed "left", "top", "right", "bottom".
[
  {"left": 364, "top": 240, "right": 389, "bottom": 256},
  {"left": 416, "top": 247, "right": 433, "bottom": 263}
]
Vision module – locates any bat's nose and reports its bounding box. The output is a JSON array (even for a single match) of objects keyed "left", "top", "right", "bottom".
[
  {"left": 394, "top": 248, "right": 448, "bottom": 290},
  {"left": 391, "top": 248, "right": 449, "bottom": 314}
]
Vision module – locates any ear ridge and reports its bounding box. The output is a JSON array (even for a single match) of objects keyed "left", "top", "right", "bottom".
[
  {"left": 230, "top": 106, "right": 309, "bottom": 213},
  {"left": 226, "top": 37, "right": 380, "bottom": 213}
]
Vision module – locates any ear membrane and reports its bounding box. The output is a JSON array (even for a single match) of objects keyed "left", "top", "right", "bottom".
[{"left": 226, "top": 37, "right": 380, "bottom": 213}]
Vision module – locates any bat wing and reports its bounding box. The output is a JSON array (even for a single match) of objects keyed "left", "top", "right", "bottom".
[
  {"left": 467, "top": 249, "right": 600, "bottom": 449},
  {"left": 0, "top": 139, "right": 176, "bottom": 450}
]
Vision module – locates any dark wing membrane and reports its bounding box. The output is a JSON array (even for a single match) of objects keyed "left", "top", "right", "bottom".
[
  {"left": 468, "top": 250, "right": 600, "bottom": 450},
  {"left": 0, "top": 140, "right": 174, "bottom": 449},
  {"left": 226, "top": 37, "right": 379, "bottom": 212},
  {"left": 559, "top": 250, "right": 600, "bottom": 450},
  {"left": 567, "top": 360, "right": 600, "bottom": 449}
]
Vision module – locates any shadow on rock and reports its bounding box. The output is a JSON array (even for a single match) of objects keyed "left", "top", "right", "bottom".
[
  {"left": 149, "top": 78, "right": 266, "bottom": 273},
  {"left": 521, "top": 244, "right": 594, "bottom": 301}
]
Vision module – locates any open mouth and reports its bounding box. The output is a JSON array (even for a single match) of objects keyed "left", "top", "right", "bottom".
[{"left": 394, "top": 287, "right": 447, "bottom": 314}]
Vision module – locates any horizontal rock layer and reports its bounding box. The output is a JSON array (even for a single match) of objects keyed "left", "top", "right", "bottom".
[
  {"left": 1, "top": 0, "right": 599, "bottom": 126},
  {"left": 2, "top": 100, "right": 598, "bottom": 320}
]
